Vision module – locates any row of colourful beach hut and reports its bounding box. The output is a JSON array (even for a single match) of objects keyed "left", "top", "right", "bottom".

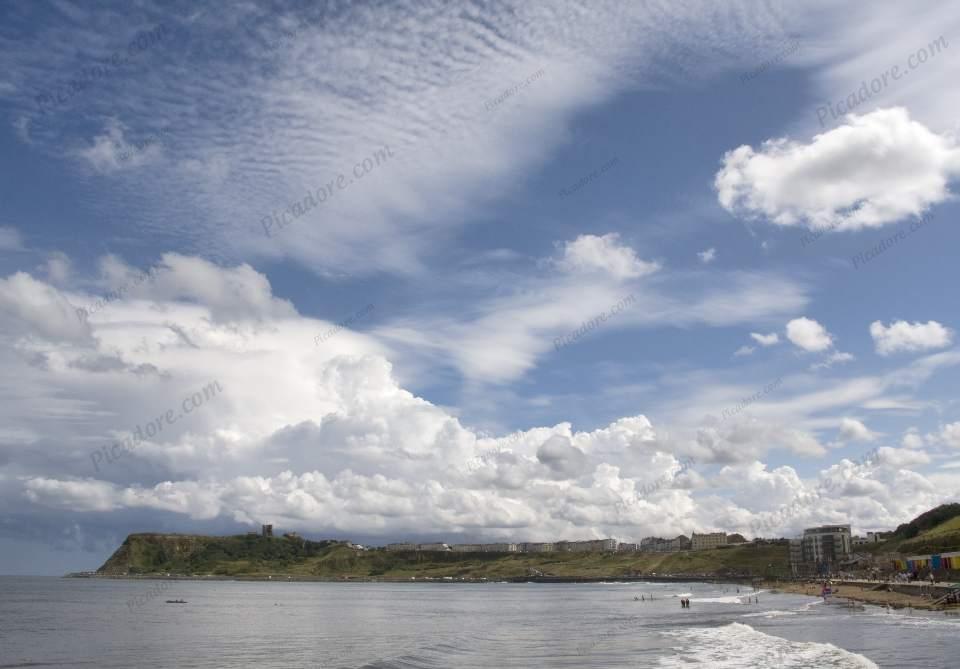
[{"left": 892, "top": 551, "right": 960, "bottom": 572}]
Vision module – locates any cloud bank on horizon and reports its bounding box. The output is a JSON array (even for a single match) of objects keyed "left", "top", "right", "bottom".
[{"left": 0, "top": 0, "right": 959, "bottom": 573}]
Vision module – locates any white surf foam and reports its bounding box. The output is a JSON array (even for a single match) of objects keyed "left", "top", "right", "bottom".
[
  {"left": 740, "top": 609, "right": 798, "bottom": 618},
  {"left": 864, "top": 608, "right": 960, "bottom": 629},
  {"left": 692, "top": 594, "right": 747, "bottom": 604},
  {"left": 658, "top": 622, "right": 878, "bottom": 668}
]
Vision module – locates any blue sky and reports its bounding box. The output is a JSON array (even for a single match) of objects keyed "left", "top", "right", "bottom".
[{"left": 1, "top": 0, "right": 959, "bottom": 574}]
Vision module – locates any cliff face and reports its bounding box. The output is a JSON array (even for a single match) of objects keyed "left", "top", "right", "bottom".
[
  {"left": 97, "top": 533, "right": 339, "bottom": 575},
  {"left": 98, "top": 534, "right": 222, "bottom": 575}
]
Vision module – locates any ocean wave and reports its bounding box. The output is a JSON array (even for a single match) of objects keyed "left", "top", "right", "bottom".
[
  {"left": 691, "top": 594, "right": 749, "bottom": 604},
  {"left": 740, "top": 609, "right": 798, "bottom": 618},
  {"left": 658, "top": 622, "right": 878, "bottom": 668},
  {"left": 864, "top": 609, "right": 960, "bottom": 629}
]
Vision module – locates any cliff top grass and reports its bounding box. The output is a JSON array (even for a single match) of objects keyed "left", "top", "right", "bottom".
[{"left": 98, "top": 533, "right": 790, "bottom": 580}]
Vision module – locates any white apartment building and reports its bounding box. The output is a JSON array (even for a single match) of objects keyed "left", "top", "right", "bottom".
[
  {"left": 691, "top": 532, "right": 727, "bottom": 550},
  {"left": 417, "top": 543, "right": 450, "bottom": 551},
  {"left": 791, "top": 524, "right": 852, "bottom": 575}
]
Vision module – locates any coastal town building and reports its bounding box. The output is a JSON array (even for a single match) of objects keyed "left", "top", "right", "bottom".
[
  {"left": 450, "top": 543, "right": 519, "bottom": 552},
  {"left": 789, "top": 539, "right": 804, "bottom": 575},
  {"left": 640, "top": 535, "right": 690, "bottom": 552},
  {"left": 416, "top": 543, "right": 450, "bottom": 552},
  {"left": 519, "top": 542, "right": 555, "bottom": 553},
  {"left": 484, "top": 543, "right": 520, "bottom": 553},
  {"left": 790, "top": 524, "right": 852, "bottom": 575},
  {"left": 385, "top": 542, "right": 417, "bottom": 551},
  {"left": 383, "top": 537, "right": 650, "bottom": 554},
  {"left": 556, "top": 539, "right": 618, "bottom": 552},
  {"left": 691, "top": 532, "right": 727, "bottom": 550}
]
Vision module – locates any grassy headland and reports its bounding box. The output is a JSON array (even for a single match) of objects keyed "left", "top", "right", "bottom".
[{"left": 95, "top": 533, "right": 790, "bottom": 581}]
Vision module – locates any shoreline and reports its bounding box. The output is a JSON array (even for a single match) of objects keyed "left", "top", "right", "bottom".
[
  {"left": 64, "top": 573, "right": 960, "bottom": 615},
  {"left": 68, "top": 573, "right": 756, "bottom": 585},
  {"left": 763, "top": 580, "right": 960, "bottom": 613}
]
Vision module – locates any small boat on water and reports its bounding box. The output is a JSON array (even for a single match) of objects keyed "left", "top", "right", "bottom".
[{"left": 165, "top": 599, "right": 187, "bottom": 604}]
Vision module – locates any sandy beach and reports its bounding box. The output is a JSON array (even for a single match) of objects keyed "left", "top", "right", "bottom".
[{"left": 764, "top": 580, "right": 960, "bottom": 612}]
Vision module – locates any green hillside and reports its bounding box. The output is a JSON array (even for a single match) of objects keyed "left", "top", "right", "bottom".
[
  {"left": 893, "top": 503, "right": 960, "bottom": 540},
  {"left": 97, "top": 533, "right": 790, "bottom": 580},
  {"left": 897, "top": 513, "right": 960, "bottom": 555},
  {"left": 864, "top": 504, "right": 960, "bottom": 556}
]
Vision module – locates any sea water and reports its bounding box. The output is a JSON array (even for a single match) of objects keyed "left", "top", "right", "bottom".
[{"left": 0, "top": 577, "right": 957, "bottom": 667}]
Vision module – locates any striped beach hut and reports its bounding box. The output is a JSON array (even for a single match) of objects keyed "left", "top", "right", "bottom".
[{"left": 895, "top": 551, "right": 960, "bottom": 572}]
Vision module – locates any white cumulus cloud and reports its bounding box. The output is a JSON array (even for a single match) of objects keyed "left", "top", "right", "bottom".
[
  {"left": 750, "top": 332, "right": 780, "bottom": 346},
  {"left": 939, "top": 422, "right": 960, "bottom": 449},
  {"left": 870, "top": 320, "right": 953, "bottom": 356},
  {"left": 555, "top": 233, "right": 659, "bottom": 280},
  {"left": 786, "top": 317, "right": 833, "bottom": 352},
  {"left": 714, "top": 108, "right": 960, "bottom": 231},
  {"left": 838, "top": 417, "right": 876, "bottom": 442}
]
